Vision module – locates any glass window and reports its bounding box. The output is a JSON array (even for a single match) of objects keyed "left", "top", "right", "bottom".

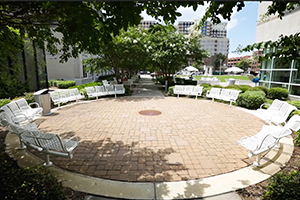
[
  {"left": 271, "top": 83, "right": 288, "bottom": 90},
  {"left": 290, "top": 85, "right": 300, "bottom": 96},
  {"left": 260, "top": 70, "right": 271, "bottom": 81},
  {"left": 259, "top": 82, "right": 269, "bottom": 88},
  {"left": 273, "top": 58, "right": 292, "bottom": 69},
  {"left": 291, "top": 69, "right": 300, "bottom": 84},
  {"left": 271, "top": 71, "right": 290, "bottom": 83},
  {"left": 261, "top": 60, "right": 272, "bottom": 69}
]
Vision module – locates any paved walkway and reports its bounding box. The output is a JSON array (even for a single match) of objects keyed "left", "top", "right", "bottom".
[{"left": 4, "top": 76, "right": 294, "bottom": 199}]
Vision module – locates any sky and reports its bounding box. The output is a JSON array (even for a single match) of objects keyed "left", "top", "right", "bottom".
[{"left": 141, "top": 2, "right": 259, "bottom": 58}]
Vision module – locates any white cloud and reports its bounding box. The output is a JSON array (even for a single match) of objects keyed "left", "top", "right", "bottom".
[
  {"left": 224, "top": 8, "right": 238, "bottom": 31},
  {"left": 141, "top": 4, "right": 209, "bottom": 25}
]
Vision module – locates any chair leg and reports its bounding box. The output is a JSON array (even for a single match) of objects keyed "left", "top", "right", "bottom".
[
  {"left": 115, "top": 93, "right": 117, "bottom": 98},
  {"left": 18, "top": 140, "right": 27, "bottom": 150},
  {"left": 253, "top": 154, "right": 262, "bottom": 167},
  {"left": 43, "top": 154, "right": 53, "bottom": 167},
  {"left": 229, "top": 101, "right": 232, "bottom": 106}
]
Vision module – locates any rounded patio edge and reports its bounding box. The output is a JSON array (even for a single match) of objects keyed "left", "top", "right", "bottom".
[{"left": 5, "top": 116, "right": 294, "bottom": 200}]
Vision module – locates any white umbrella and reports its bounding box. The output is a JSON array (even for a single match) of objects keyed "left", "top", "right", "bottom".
[
  {"left": 225, "top": 66, "right": 244, "bottom": 73},
  {"left": 184, "top": 66, "right": 199, "bottom": 72}
]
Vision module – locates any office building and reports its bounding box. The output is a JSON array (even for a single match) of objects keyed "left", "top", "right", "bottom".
[{"left": 256, "top": 2, "right": 300, "bottom": 97}]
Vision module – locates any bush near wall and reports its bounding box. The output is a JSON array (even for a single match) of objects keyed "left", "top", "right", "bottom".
[
  {"left": 48, "top": 80, "right": 76, "bottom": 89},
  {"left": 268, "top": 87, "right": 289, "bottom": 100},
  {"left": 237, "top": 90, "right": 266, "bottom": 109}
]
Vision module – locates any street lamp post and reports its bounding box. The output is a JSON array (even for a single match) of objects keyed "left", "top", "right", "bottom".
[{"left": 219, "top": 60, "right": 222, "bottom": 80}]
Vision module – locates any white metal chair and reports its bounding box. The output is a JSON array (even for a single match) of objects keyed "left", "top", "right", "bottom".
[
  {"left": 190, "top": 86, "right": 203, "bottom": 99},
  {"left": 206, "top": 87, "right": 222, "bottom": 102},
  {"left": 237, "top": 114, "right": 300, "bottom": 166},
  {"left": 173, "top": 85, "right": 185, "bottom": 98}
]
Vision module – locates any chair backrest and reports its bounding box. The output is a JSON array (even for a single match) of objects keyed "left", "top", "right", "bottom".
[
  {"left": 210, "top": 87, "right": 221, "bottom": 95},
  {"left": 102, "top": 80, "right": 109, "bottom": 84},
  {"left": 184, "top": 86, "right": 194, "bottom": 93},
  {"left": 94, "top": 85, "right": 105, "bottom": 93},
  {"left": 15, "top": 98, "right": 30, "bottom": 110},
  {"left": 69, "top": 88, "right": 80, "bottom": 96},
  {"left": 0, "top": 106, "right": 14, "bottom": 123},
  {"left": 229, "top": 90, "right": 241, "bottom": 99},
  {"left": 277, "top": 103, "right": 297, "bottom": 119},
  {"left": 285, "top": 115, "right": 300, "bottom": 132},
  {"left": 59, "top": 89, "right": 71, "bottom": 98},
  {"left": 104, "top": 84, "right": 114, "bottom": 92},
  {"left": 7, "top": 101, "right": 22, "bottom": 114},
  {"left": 269, "top": 99, "right": 284, "bottom": 111},
  {"left": 220, "top": 89, "right": 231, "bottom": 97},
  {"left": 114, "top": 84, "right": 125, "bottom": 91},
  {"left": 50, "top": 91, "right": 61, "bottom": 102},
  {"left": 174, "top": 85, "right": 185, "bottom": 92},
  {"left": 192, "top": 86, "right": 203, "bottom": 93},
  {"left": 85, "top": 86, "right": 96, "bottom": 94},
  {"left": 35, "top": 131, "right": 66, "bottom": 152}
]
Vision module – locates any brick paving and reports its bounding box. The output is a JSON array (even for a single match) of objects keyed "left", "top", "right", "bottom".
[{"left": 32, "top": 78, "right": 265, "bottom": 182}]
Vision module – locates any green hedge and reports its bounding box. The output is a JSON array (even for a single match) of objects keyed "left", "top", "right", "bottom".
[
  {"left": 0, "top": 156, "right": 66, "bottom": 200},
  {"left": 237, "top": 91, "right": 266, "bottom": 109},
  {"left": 238, "top": 85, "right": 253, "bottom": 93},
  {"left": 168, "top": 86, "right": 175, "bottom": 96},
  {"left": 0, "top": 98, "right": 11, "bottom": 108},
  {"left": 263, "top": 170, "right": 300, "bottom": 200},
  {"left": 224, "top": 85, "right": 240, "bottom": 90},
  {"left": 12, "top": 92, "right": 35, "bottom": 104},
  {"left": 268, "top": 87, "right": 289, "bottom": 100},
  {"left": 48, "top": 80, "right": 76, "bottom": 89}
]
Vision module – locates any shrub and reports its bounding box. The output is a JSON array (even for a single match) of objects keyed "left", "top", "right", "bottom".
[
  {"left": 268, "top": 87, "right": 289, "bottom": 100},
  {"left": 12, "top": 92, "right": 35, "bottom": 104},
  {"left": 237, "top": 91, "right": 266, "bottom": 109},
  {"left": 224, "top": 85, "right": 240, "bottom": 90},
  {"left": 200, "top": 83, "right": 211, "bottom": 88},
  {"left": 202, "top": 87, "right": 211, "bottom": 97},
  {"left": 293, "top": 129, "right": 300, "bottom": 146},
  {"left": 238, "top": 85, "right": 253, "bottom": 93},
  {"left": 69, "top": 82, "right": 102, "bottom": 91},
  {"left": 168, "top": 86, "right": 175, "bottom": 96},
  {"left": 0, "top": 156, "right": 66, "bottom": 200},
  {"left": 56, "top": 80, "right": 76, "bottom": 89},
  {"left": 263, "top": 170, "right": 300, "bottom": 200},
  {"left": 210, "top": 85, "right": 223, "bottom": 88},
  {"left": 253, "top": 86, "right": 269, "bottom": 95},
  {"left": 287, "top": 100, "right": 300, "bottom": 110},
  {"left": 0, "top": 98, "right": 11, "bottom": 108}
]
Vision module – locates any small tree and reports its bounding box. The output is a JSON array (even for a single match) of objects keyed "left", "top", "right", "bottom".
[
  {"left": 236, "top": 58, "right": 251, "bottom": 72},
  {"left": 214, "top": 53, "right": 226, "bottom": 71}
]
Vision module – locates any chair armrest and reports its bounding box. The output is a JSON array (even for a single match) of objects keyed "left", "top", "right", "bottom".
[
  {"left": 256, "top": 134, "right": 277, "bottom": 151},
  {"left": 65, "top": 135, "right": 79, "bottom": 143},
  {"left": 260, "top": 103, "right": 270, "bottom": 109},
  {"left": 29, "top": 102, "right": 40, "bottom": 108}
]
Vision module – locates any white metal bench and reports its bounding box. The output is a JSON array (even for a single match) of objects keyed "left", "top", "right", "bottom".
[
  {"left": 0, "top": 98, "right": 43, "bottom": 123},
  {"left": 237, "top": 114, "right": 300, "bottom": 166},
  {"left": 50, "top": 88, "right": 84, "bottom": 108},
  {"left": 173, "top": 85, "right": 203, "bottom": 99},
  {"left": 263, "top": 102, "right": 297, "bottom": 125},
  {"left": 20, "top": 129, "right": 79, "bottom": 166},
  {"left": 207, "top": 88, "right": 241, "bottom": 106},
  {"left": 206, "top": 87, "right": 222, "bottom": 102}
]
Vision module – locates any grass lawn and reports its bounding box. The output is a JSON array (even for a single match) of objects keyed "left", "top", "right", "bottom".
[{"left": 178, "top": 75, "right": 250, "bottom": 82}]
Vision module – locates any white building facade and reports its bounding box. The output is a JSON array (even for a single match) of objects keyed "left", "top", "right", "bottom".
[{"left": 256, "top": 2, "right": 300, "bottom": 98}]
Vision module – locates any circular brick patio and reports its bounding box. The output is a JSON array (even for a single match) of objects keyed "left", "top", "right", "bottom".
[{"left": 34, "top": 97, "right": 265, "bottom": 182}]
